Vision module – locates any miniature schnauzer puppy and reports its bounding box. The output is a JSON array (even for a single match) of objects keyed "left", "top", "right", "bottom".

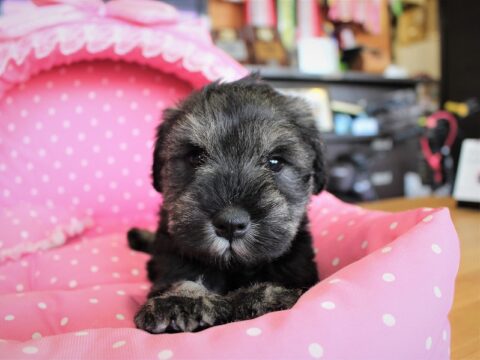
[{"left": 128, "top": 75, "right": 327, "bottom": 333}]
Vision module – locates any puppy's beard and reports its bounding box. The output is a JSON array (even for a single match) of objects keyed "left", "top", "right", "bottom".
[
  {"left": 229, "top": 223, "right": 260, "bottom": 260},
  {"left": 206, "top": 232, "right": 230, "bottom": 257},
  {"left": 203, "top": 223, "right": 261, "bottom": 267}
]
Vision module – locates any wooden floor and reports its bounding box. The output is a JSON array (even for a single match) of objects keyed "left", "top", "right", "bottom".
[{"left": 362, "top": 197, "right": 480, "bottom": 360}]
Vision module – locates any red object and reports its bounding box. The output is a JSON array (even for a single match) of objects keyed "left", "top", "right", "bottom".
[
  {"left": 420, "top": 111, "right": 458, "bottom": 184},
  {"left": 297, "top": 0, "right": 324, "bottom": 38}
]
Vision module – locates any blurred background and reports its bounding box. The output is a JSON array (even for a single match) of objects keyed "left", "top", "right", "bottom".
[
  {"left": 188, "top": 0, "right": 480, "bottom": 204},
  {"left": 165, "top": 0, "right": 479, "bottom": 204},
  {"left": 2, "top": 0, "right": 479, "bottom": 205}
]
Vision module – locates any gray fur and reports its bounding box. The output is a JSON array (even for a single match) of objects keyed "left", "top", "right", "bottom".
[{"left": 130, "top": 75, "right": 326, "bottom": 333}]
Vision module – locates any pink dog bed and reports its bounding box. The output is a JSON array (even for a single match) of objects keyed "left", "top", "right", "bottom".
[{"left": 0, "top": 1, "right": 459, "bottom": 359}]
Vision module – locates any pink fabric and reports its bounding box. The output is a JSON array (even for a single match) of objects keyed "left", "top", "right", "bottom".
[
  {"left": 0, "top": 61, "right": 192, "bottom": 259},
  {"left": 0, "top": 203, "right": 93, "bottom": 263},
  {"left": 0, "top": 193, "right": 459, "bottom": 359},
  {"left": 30, "top": 0, "right": 179, "bottom": 26}
]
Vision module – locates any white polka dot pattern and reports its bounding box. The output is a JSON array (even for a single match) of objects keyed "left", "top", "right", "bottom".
[
  {"left": 22, "top": 346, "right": 39, "bottom": 354},
  {"left": 382, "top": 273, "right": 396, "bottom": 282},
  {"left": 320, "top": 301, "right": 336, "bottom": 310},
  {"left": 308, "top": 343, "right": 324, "bottom": 358},
  {"left": 381, "top": 246, "right": 392, "bottom": 253},
  {"left": 112, "top": 340, "right": 126, "bottom": 349},
  {"left": 425, "top": 336, "right": 433, "bottom": 350},
  {"left": 431, "top": 244, "right": 442, "bottom": 254},
  {"left": 382, "top": 314, "right": 396, "bottom": 327},
  {"left": 246, "top": 327, "right": 262, "bottom": 336},
  {"left": 423, "top": 215, "right": 434, "bottom": 223},
  {"left": 0, "top": 62, "right": 191, "bottom": 261},
  {"left": 158, "top": 350, "right": 174, "bottom": 359},
  {"left": 389, "top": 221, "right": 398, "bottom": 230}
]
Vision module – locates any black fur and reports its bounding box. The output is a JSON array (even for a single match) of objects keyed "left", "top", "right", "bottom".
[{"left": 129, "top": 75, "right": 327, "bottom": 333}]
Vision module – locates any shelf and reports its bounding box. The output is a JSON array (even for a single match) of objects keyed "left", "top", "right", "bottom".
[
  {"left": 322, "top": 133, "right": 378, "bottom": 143},
  {"left": 246, "top": 65, "right": 439, "bottom": 87}
]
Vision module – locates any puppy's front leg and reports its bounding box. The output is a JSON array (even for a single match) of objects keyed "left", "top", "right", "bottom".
[
  {"left": 127, "top": 227, "right": 155, "bottom": 254},
  {"left": 228, "top": 283, "right": 302, "bottom": 321},
  {"left": 134, "top": 281, "right": 232, "bottom": 334}
]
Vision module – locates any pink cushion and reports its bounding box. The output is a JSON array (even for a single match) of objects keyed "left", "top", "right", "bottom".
[
  {"left": 0, "top": 193, "right": 459, "bottom": 359},
  {"left": 0, "top": 61, "right": 190, "bottom": 261},
  {"left": 0, "top": 203, "right": 92, "bottom": 263}
]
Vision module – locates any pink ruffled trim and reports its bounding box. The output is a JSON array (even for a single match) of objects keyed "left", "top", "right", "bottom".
[
  {"left": 0, "top": 21, "right": 248, "bottom": 98},
  {"left": 0, "top": 217, "right": 93, "bottom": 263}
]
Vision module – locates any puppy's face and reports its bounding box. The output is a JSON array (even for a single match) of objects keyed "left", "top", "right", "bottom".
[{"left": 153, "top": 76, "right": 326, "bottom": 268}]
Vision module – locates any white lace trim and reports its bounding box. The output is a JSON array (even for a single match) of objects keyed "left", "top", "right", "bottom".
[
  {"left": 0, "top": 217, "right": 93, "bottom": 263},
  {"left": 0, "top": 22, "right": 247, "bottom": 97}
]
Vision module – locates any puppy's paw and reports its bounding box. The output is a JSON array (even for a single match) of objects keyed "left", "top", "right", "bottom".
[
  {"left": 134, "top": 295, "right": 232, "bottom": 334},
  {"left": 229, "top": 284, "right": 302, "bottom": 320}
]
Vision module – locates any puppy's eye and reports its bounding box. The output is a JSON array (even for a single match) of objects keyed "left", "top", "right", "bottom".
[
  {"left": 266, "top": 157, "right": 285, "bottom": 172},
  {"left": 187, "top": 147, "right": 206, "bottom": 168}
]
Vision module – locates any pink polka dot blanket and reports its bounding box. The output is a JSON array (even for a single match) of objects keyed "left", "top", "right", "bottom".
[{"left": 0, "top": 1, "right": 460, "bottom": 359}]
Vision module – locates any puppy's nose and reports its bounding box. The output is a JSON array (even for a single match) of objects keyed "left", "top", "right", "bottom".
[{"left": 212, "top": 207, "right": 250, "bottom": 240}]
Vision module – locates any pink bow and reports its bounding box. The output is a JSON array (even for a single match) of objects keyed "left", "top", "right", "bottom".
[{"left": 0, "top": 0, "right": 178, "bottom": 40}]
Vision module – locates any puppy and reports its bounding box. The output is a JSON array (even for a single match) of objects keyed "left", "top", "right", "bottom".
[{"left": 128, "top": 75, "right": 327, "bottom": 333}]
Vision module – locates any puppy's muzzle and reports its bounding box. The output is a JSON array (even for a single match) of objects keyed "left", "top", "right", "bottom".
[{"left": 212, "top": 207, "right": 250, "bottom": 241}]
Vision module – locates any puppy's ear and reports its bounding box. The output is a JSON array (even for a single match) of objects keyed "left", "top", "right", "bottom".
[
  {"left": 151, "top": 108, "right": 178, "bottom": 193},
  {"left": 308, "top": 126, "right": 328, "bottom": 194},
  {"left": 288, "top": 97, "right": 328, "bottom": 194},
  {"left": 233, "top": 72, "right": 262, "bottom": 85}
]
